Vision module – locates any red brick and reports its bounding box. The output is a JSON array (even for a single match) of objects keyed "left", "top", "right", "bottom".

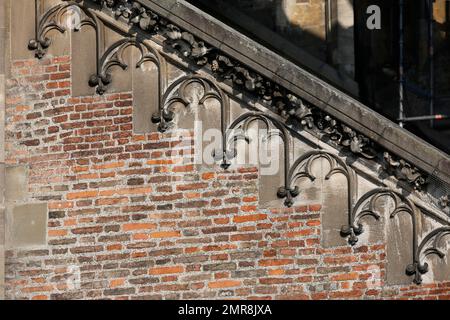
[
  {"left": 259, "top": 259, "right": 294, "bottom": 267},
  {"left": 149, "top": 231, "right": 181, "bottom": 238},
  {"left": 149, "top": 266, "right": 184, "bottom": 275},
  {"left": 233, "top": 214, "right": 267, "bottom": 223},
  {"left": 123, "top": 223, "right": 157, "bottom": 231},
  {"left": 66, "top": 191, "right": 98, "bottom": 200},
  {"left": 208, "top": 280, "right": 241, "bottom": 289}
]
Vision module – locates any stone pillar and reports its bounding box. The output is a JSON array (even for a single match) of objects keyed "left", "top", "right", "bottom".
[
  {"left": 275, "top": 0, "right": 354, "bottom": 78},
  {"left": 0, "top": 0, "right": 10, "bottom": 300},
  {"left": 334, "top": 0, "right": 355, "bottom": 78},
  {"left": 275, "top": 0, "right": 327, "bottom": 60}
]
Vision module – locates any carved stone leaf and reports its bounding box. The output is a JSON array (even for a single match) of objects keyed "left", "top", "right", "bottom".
[
  {"left": 350, "top": 137, "right": 364, "bottom": 154},
  {"left": 191, "top": 43, "right": 206, "bottom": 56},
  {"left": 181, "top": 32, "right": 196, "bottom": 46},
  {"left": 439, "top": 195, "right": 449, "bottom": 208},
  {"left": 139, "top": 14, "right": 157, "bottom": 31},
  {"left": 166, "top": 25, "right": 182, "bottom": 40}
]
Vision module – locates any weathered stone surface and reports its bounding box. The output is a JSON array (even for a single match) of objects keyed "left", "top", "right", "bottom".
[
  {"left": 103, "top": 28, "right": 133, "bottom": 94},
  {"left": 0, "top": 163, "right": 4, "bottom": 205},
  {"left": 259, "top": 131, "right": 284, "bottom": 207},
  {"left": 10, "top": 0, "right": 34, "bottom": 60},
  {"left": 5, "top": 166, "right": 27, "bottom": 202},
  {"left": 322, "top": 172, "right": 348, "bottom": 248},
  {"left": 386, "top": 212, "right": 414, "bottom": 285},
  {"left": 71, "top": 26, "right": 97, "bottom": 97},
  {"left": 7, "top": 203, "right": 47, "bottom": 248},
  {"left": 132, "top": 54, "right": 159, "bottom": 134}
]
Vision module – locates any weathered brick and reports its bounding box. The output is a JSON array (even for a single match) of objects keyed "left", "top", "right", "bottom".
[
  {"left": 233, "top": 214, "right": 267, "bottom": 223},
  {"left": 208, "top": 280, "right": 241, "bottom": 289},
  {"left": 149, "top": 231, "right": 181, "bottom": 238},
  {"left": 203, "top": 263, "right": 236, "bottom": 272},
  {"left": 123, "top": 223, "right": 157, "bottom": 231},
  {"left": 149, "top": 266, "right": 184, "bottom": 275},
  {"left": 67, "top": 191, "right": 98, "bottom": 200},
  {"left": 71, "top": 226, "right": 103, "bottom": 235},
  {"left": 104, "top": 288, "right": 136, "bottom": 296}
]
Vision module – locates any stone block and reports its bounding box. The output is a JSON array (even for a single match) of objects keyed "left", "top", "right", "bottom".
[
  {"left": 386, "top": 213, "right": 415, "bottom": 285},
  {"left": 0, "top": 76, "right": 5, "bottom": 163},
  {"left": 71, "top": 26, "right": 96, "bottom": 97},
  {"left": 10, "top": 0, "right": 35, "bottom": 60},
  {"left": 5, "top": 165, "right": 27, "bottom": 202},
  {"left": 7, "top": 203, "right": 47, "bottom": 248},
  {"left": 132, "top": 56, "right": 159, "bottom": 134},
  {"left": 0, "top": 163, "right": 4, "bottom": 204},
  {"left": 321, "top": 172, "right": 348, "bottom": 248}
]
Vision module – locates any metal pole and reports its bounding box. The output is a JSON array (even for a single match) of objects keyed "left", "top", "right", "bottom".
[
  {"left": 399, "top": 0, "right": 405, "bottom": 127},
  {"left": 400, "top": 114, "right": 448, "bottom": 122},
  {"left": 428, "top": 0, "right": 435, "bottom": 128},
  {"left": 325, "top": 0, "right": 331, "bottom": 62}
]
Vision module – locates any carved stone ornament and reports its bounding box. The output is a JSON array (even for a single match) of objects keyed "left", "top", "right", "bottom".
[
  {"left": 28, "top": 0, "right": 450, "bottom": 285},
  {"left": 383, "top": 152, "right": 428, "bottom": 190},
  {"left": 29, "top": 0, "right": 430, "bottom": 191},
  {"left": 439, "top": 195, "right": 449, "bottom": 209}
]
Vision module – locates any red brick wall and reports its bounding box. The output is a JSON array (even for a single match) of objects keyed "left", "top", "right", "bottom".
[{"left": 4, "top": 56, "right": 450, "bottom": 300}]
